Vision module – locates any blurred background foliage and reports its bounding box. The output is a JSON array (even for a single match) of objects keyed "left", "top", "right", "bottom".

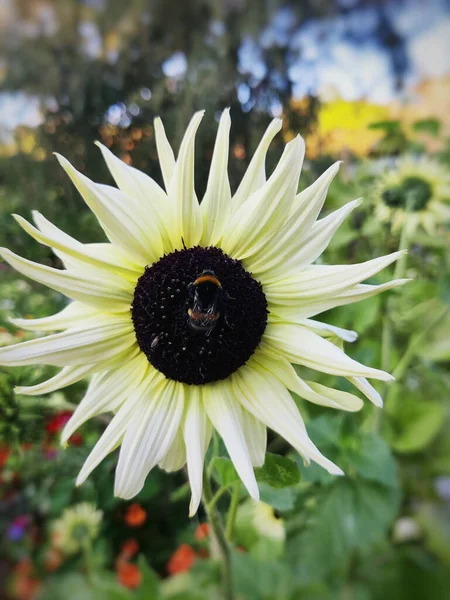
[{"left": 0, "top": 0, "right": 450, "bottom": 599}]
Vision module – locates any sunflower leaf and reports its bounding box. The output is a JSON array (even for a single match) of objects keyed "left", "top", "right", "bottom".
[{"left": 254, "top": 453, "right": 301, "bottom": 488}]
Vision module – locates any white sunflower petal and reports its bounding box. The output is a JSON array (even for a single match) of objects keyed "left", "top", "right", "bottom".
[
  {"left": 200, "top": 109, "right": 232, "bottom": 246},
  {"left": 240, "top": 409, "right": 267, "bottom": 467},
  {"left": 0, "top": 248, "right": 133, "bottom": 312},
  {"left": 15, "top": 364, "right": 98, "bottom": 396},
  {"left": 265, "top": 323, "right": 393, "bottom": 381},
  {"left": 168, "top": 111, "right": 204, "bottom": 249},
  {"left": 183, "top": 386, "right": 212, "bottom": 517},
  {"left": 14, "top": 213, "right": 141, "bottom": 280},
  {"left": 292, "top": 279, "right": 409, "bottom": 319},
  {"left": 159, "top": 430, "right": 187, "bottom": 472},
  {"left": 114, "top": 378, "right": 184, "bottom": 499},
  {"left": 264, "top": 252, "right": 406, "bottom": 304},
  {"left": 290, "top": 161, "right": 342, "bottom": 228},
  {"left": 95, "top": 142, "right": 174, "bottom": 252},
  {"left": 252, "top": 198, "right": 362, "bottom": 282},
  {"left": 0, "top": 318, "right": 135, "bottom": 367},
  {"left": 61, "top": 354, "right": 150, "bottom": 443},
  {"left": 220, "top": 135, "right": 305, "bottom": 260},
  {"left": 10, "top": 302, "right": 97, "bottom": 332},
  {"left": 250, "top": 351, "right": 362, "bottom": 412},
  {"left": 246, "top": 162, "right": 341, "bottom": 274},
  {"left": 232, "top": 118, "right": 282, "bottom": 207},
  {"left": 302, "top": 380, "right": 363, "bottom": 412},
  {"left": 204, "top": 381, "right": 259, "bottom": 501},
  {"left": 234, "top": 366, "right": 343, "bottom": 474},
  {"left": 348, "top": 376, "right": 383, "bottom": 408},
  {"left": 291, "top": 318, "right": 358, "bottom": 343},
  {"left": 55, "top": 154, "right": 163, "bottom": 264},
  {"left": 76, "top": 384, "right": 148, "bottom": 485},
  {"left": 154, "top": 116, "right": 176, "bottom": 192},
  {"left": 32, "top": 210, "right": 142, "bottom": 273}
]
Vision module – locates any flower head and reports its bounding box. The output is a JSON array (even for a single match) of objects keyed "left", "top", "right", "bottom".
[
  {"left": 374, "top": 155, "right": 450, "bottom": 235},
  {"left": 51, "top": 503, "right": 102, "bottom": 554},
  {"left": 0, "top": 110, "right": 406, "bottom": 515}
]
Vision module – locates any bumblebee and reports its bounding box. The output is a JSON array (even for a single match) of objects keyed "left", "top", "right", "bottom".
[{"left": 187, "top": 270, "right": 223, "bottom": 334}]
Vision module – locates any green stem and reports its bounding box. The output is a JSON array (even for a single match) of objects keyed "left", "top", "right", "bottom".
[
  {"left": 375, "top": 219, "right": 411, "bottom": 432},
  {"left": 393, "top": 217, "right": 411, "bottom": 281},
  {"left": 202, "top": 469, "right": 235, "bottom": 600},
  {"left": 207, "top": 485, "right": 229, "bottom": 511},
  {"left": 386, "top": 306, "right": 448, "bottom": 407},
  {"left": 225, "top": 483, "right": 240, "bottom": 541}
]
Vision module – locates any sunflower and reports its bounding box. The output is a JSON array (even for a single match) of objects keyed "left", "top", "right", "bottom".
[
  {"left": 373, "top": 155, "right": 450, "bottom": 235},
  {"left": 0, "top": 110, "right": 406, "bottom": 515},
  {"left": 51, "top": 503, "right": 102, "bottom": 554}
]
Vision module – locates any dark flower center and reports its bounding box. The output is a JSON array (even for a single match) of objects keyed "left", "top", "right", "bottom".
[
  {"left": 132, "top": 246, "right": 268, "bottom": 385},
  {"left": 382, "top": 176, "right": 432, "bottom": 212}
]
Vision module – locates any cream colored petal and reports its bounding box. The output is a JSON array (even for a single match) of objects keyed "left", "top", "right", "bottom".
[
  {"left": 14, "top": 213, "right": 141, "bottom": 281},
  {"left": 250, "top": 350, "right": 362, "bottom": 412},
  {"left": 0, "top": 248, "right": 133, "bottom": 312},
  {"left": 302, "top": 380, "right": 363, "bottom": 412},
  {"left": 247, "top": 162, "right": 341, "bottom": 274},
  {"left": 167, "top": 111, "right": 204, "bottom": 249},
  {"left": 281, "top": 279, "right": 409, "bottom": 320},
  {"left": 61, "top": 354, "right": 150, "bottom": 443},
  {"left": 154, "top": 116, "right": 176, "bottom": 192},
  {"left": 15, "top": 364, "right": 98, "bottom": 396},
  {"left": 234, "top": 366, "right": 343, "bottom": 474},
  {"left": 158, "top": 430, "right": 187, "bottom": 473},
  {"left": 32, "top": 210, "right": 142, "bottom": 273},
  {"left": 289, "top": 318, "right": 358, "bottom": 343},
  {"left": 220, "top": 136, "right": 305, "bottom": 260},
  {"left": 348, "top": 376, "right": 383, "bottom": 408},
  {"left": 204, "top": 381, "right": 259, "bottom": 501},
  {"left": 264, "top": 323, "right": 394, "bottom": 381},
  {"left": 55, "top": 154, "right": 163, "bottom": 264},
  {"left": 183, "top": 386, "right": 212, "bottom": 517},
  {"left": 76, "top": 383, "right": 148, "bottom": 485},
  {"left": 252, "top": 198, "right": 362, "bottom": 282},
  {"left": 290, "top": 161, "right": 342, "bottom": 229},
  {"left": 114, "top": 377, "right": 184, "bottom": 499},
  {"left": 232, "top": 119, "right": 282, "bottom": 207},
  {"left": 0, "top": 317, "right": 135, "bottom": 367},
  {"left": 263, "top": 252, "right": 406, "bottom": 305},
  {"left": 240, "top": 408, "right": 267, "bottom": 467},
  {"left": 200, "top": 109, "right": 232, "bottom": 246},
  {"left": 95, "top": 142, "right": 174, "bottom": 253},
  {"left": 10, "top": 302, "right": 97, "bottom": 332}
]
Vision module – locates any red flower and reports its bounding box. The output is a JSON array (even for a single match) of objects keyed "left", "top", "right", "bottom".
[
  {"left": 167, "top": 544, "right": 196, "bottom": 575},
  {"left": 46, "top": 411, "right": 72, "bottom": 434},
  {"left": 120, "top": 538, "right": 139, "bottom": 559},
  {"left": 125, "top": 504, "right": 147, "bottom": 527},
  {"left": 195, "top": 522, "right": 210, "bottom": 541},
  {"left": 116, "top": 559, "right": 142, "bottom": 589}
]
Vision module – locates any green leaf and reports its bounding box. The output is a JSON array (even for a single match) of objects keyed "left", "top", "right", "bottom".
[
  {"left": 258, "top": 483, "right": 295, "bottom": 512},
  {"left": 213, "top": 457, "right": 239, "bottom": 487},
  {"left": 287, "top": 479, "right": 401, "bottom": 585},
  {"left": 254, "top": 453, "right": 301, "bottom": 488},
  {"left": 231, "top": 551, "right": 293, "bottom": 600},
  {"left": 391, "top": 400, "right": 445, "bottom": 453},
  {"left": 346, "top": 433, "right": 398, "bottom": 488},
  {"left": 135, "top": 555, "right": 161, "bottom": 600},
  {"left": 412, "top": 118, "right": 441, "bottom": 136}
]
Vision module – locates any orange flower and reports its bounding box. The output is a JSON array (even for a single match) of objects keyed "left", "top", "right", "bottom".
[
  {"left": 120, "top": 538, "right": 139, "bottom": 559},
  {"left": 116, "top": 559, "right": 142, "bottom": 589},
  {"left": 124, "top": 504, "right": 147, "bottom": 527},
  {"left": 44, "top": 548, "right": 63, "bottom": 572},
  {"left": 195, "top": 522, "right": 210, "bottom": 541},
  {"left": 167, "top": 544, "right": 196, "bottom": 575}
]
